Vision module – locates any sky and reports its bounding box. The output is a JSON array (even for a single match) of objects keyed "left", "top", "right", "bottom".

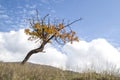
[
  {"left": 1, "top": 0, "right": 120, "bottom": 72},
  {"left": 0, "top": 0, "right": 120, "bottom": 46}
]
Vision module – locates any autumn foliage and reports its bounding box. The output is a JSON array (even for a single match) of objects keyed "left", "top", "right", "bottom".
[
  {"left": 24, "top": 16, "right": 79, "bottom": 44},
  {"left": 22, "top": 14, "right": 80, "bottom": 64}
]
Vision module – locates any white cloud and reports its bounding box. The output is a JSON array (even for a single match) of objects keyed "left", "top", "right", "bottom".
[
  {"left": 0, "top": 6, "right": 9, "bottom": 19},
  {"left": 63, "top": 39, "right": 120, "bottom": 72},
  {"left": 0, "top": 29, "right": 120, "bottom": 72}
]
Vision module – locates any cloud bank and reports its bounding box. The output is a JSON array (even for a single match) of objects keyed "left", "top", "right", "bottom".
[{"left": 0, "top": 29, "right": 120, "bottom": 72}]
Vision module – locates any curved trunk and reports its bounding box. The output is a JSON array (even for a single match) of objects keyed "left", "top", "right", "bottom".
[{"left": 21, "top": 42, "right": 45, "bottom": 64}]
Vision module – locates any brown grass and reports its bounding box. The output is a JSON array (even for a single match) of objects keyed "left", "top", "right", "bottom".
[{"left": 0, "top": 62, "right": 120, "bottom": 80}]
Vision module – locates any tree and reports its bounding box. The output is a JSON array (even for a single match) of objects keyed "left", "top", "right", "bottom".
[{"left": 21, "top": 14, "right": 81, "bottom": 64}]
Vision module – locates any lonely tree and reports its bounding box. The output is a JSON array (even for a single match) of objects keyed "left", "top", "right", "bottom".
[{"left": 21, "top": 14, "right": 81, "bottom": 64}]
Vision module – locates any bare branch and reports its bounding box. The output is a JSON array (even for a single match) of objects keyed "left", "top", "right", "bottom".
[
  {"left": 43, "top": 14, "right": 49, "bottom": 21},
  {"left": 64, "top": 18, "right": 82, "bottom": 28}
]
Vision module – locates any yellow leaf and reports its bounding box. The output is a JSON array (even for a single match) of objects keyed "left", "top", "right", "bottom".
[
  {"left": 34, "top": 23, "right": 41, "bottom": 29},
  {"left": 58, "top": 24, "right": 64, "bottom": 29},
  {"left": 24, "top": 29, "right": 30, "bottom": 34}
]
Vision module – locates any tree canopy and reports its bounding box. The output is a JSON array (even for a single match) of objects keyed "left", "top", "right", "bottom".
[{"left": 21, "top": 14, "right": 81, "bottom": 64}]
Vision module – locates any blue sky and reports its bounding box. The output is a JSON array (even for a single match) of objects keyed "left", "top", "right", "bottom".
[{"left": 0, "top": 0, "right": 120, "bottom": 47}]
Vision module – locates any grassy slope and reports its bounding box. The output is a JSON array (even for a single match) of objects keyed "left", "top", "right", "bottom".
[{"left": 0, "top": 62, "right": 120, "bottom": 80}]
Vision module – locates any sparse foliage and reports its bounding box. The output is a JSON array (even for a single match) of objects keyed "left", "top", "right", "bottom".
[{"left": 21, "top": 13, "right": 81, "bottom": 64}]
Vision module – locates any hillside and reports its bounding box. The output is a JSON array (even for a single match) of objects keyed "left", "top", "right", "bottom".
[{"left": 0, "top": 62, "right": 120, "bottom": 80}]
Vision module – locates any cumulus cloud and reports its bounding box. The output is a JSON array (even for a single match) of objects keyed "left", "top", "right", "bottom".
[
  {"left": 0, "top": 30, "right": 35, "bottom": 61},
  {"left": 63, "top": 39, "right": 120, "bottom": 72},
  {"left": 0, "top": 29, "right": 120, "bottom": 72}
]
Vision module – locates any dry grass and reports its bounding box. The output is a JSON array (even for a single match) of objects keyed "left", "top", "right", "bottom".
[{"left": 0, "top": 62, "right": 120, "bottom": 80}]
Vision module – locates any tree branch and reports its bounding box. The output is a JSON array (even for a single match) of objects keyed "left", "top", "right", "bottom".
[
  {"left": 46, "top": 18, "right": 82, "bottom": 44},
  {"left": 64, "top": 18, "right": 82, "bottom": 28}
]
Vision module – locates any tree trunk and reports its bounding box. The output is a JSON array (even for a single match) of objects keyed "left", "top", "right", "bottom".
[{"left": 21, "top": 42, "right": 45, "bottom": 64}]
